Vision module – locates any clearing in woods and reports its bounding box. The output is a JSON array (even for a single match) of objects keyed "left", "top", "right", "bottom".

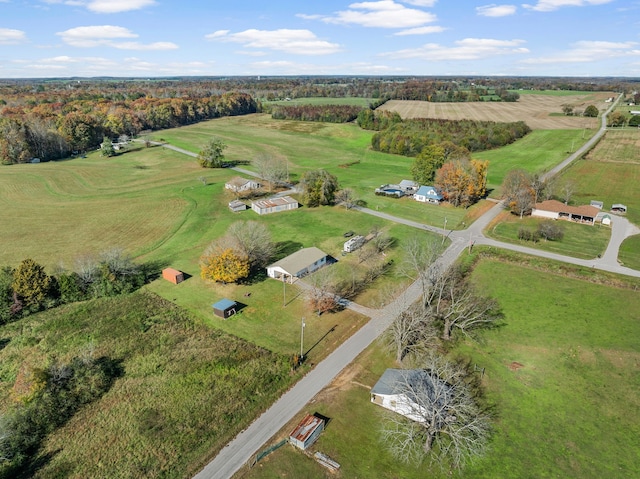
[{"left": 377, "top": 92, "right": 613, "bottom": 129}]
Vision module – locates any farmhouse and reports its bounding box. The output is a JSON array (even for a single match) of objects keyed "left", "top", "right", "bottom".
[
  {"left": 267, "top": 247, "right": 328, "bottom": 283},
  {"left": 225, "top": 176, "right": 261, "bottom": 193},
  {"left": 251, "top": 196, "right": 299, "bottom": 215},
  {"left": 289, "top": 414, "right": 325, "bottom": 450},
  {"left": 161, "top": 267, "right": 184, "bottom": 284},
  {"left": 414, "top": 185, "right": 443, "bottom": 204},
  {"left": 212, "top": 298, "right": 237, "bottom": 319},
  {"left": 531, "top": 200, "right": 599, "bottom": 225},
  {"left": 371, "top": 369, "right": 452, "bottom": 423}
]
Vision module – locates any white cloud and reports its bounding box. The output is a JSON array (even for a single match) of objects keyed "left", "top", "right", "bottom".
[
  {"left": 42, "top": 0, "right": 156, "bottom": 13},
  {"left": 522, "top": 0, "right": 613, "bottom": 13},
  {"left": 521, "top": 40, "right": 640, "bottom": 63},
  {"left": 57, "top": 25, "right": 177, "bottom": 50},
  {"left": 476, "top": 4, "right": 517, "bottom": 16},
  {"left": 306, "top": 1, "right": 437, "bottom": 28},
  {"left": 382, "top": 38, "right": 529, "bottom": 60},
  {"left": 0, "top": 28, "right": 27, "bottom": 44},
  {"left": 206, "top": 29, "right": 341, "bottom": 55},
  {"left": 394, "top": 25, "right": 445, "bottom": 35},
  {"left": 401, "top": 0, "right": 437, "bottom": 5}
]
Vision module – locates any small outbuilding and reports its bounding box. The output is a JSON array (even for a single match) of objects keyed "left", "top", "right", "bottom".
[
  {"left": 590, "top": 200, "right": 604, "bottom": 209},
  {"left": 212, "top": 298, "right": 238, "bottom": 319},
  {"left": 162, "top": 268, "right": 185, "bottom": 284},
  {"left": 601, "top": 214, "right": 612, "bottom": 226},
  {"left": 289, "top": 414, "right": 325, "bottom": 450},
  {"left": 228, "top": 199, "right": 247, "bottom": 212}
]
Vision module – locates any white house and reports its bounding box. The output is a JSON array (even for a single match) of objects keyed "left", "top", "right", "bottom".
[
  {"left": 414, "top": 185, "right": 443, "bottom": 204},
  {"left": 225, "top": 176, "right": 261, "bottom": 193},
  {"left": 251, "top": 195, "right": 299, "bottom": 215},
  {"left": 531, "top": 200, "right": 599, "bottom": 225},
  {"left": 371, "top": 369, "right": 452, "bottom": 423},
  {"left": 266, "top": 247, "right": 328, "bottom": 283}
]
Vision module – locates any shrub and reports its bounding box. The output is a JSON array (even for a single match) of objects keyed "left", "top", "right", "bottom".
[
  {"left": 538, "top": 221, "right": 564, "bottom": 241},
  {"left": 518, "top": 227, "right": 540, "bottom": 242}
]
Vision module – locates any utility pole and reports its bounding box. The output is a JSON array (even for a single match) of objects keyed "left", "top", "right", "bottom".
[
  {"left": 300, "top": 317, "right": 305, "bottom": 360},
  {"left": 282, "top": 277, "right": 286, "bottom": 307},
  {"left": 442, "top": 217, "right": 448, "bottom": 245}
]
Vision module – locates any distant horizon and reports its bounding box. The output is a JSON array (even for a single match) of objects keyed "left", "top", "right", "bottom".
[{"left": 1, "top": 1, "right": 639, "bottom": 78}]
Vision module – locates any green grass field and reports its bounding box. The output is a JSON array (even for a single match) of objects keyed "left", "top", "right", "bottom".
[
  {"left": 244, "top": 258, "right": 640, "bottom": 479},
  {"left": 485, "top": 212, "right": 610, "bottom": 260},
  {"left": 619, "top": 234, "right": 640, "bottom": 270},
  {"left": 474, "top": 129, "right": 596, "bottom": 195},
  {"left": 0, "top": 292, "right": 293, "bottom": 479}
]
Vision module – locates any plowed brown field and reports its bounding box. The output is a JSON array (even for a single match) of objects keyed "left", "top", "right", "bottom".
[{"left": 377, "top": 92, "right": 614, "bottom": 129}]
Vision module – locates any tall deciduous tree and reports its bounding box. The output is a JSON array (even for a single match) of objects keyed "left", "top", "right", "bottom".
[
  {"left": 100, "top": 136, "right": 115, "bottom": 157},
  {"left": 253, "top": 153, "right": 288, "bottom": 191},
  {"left": 200, "top": 248, "right": 250, "bottom": 284},
  {"left": 197, "top": 137, "right": 228, "bottom": 168},
  {"left": 226, "top": 221, "right": 275, "bottom": 269},
  {"left": 300, "top": 169, "right": 339, "bottom": 207},
  {"left": 382, "top": 353, "right": 491, "bottom": 469},
  {"left": 583, "top": 105, "right": 599, "bottom": 117},
  {"left": 11, "top": 259, "right": 51, "bottom": 309},
  {"left": 502, "top": 169, "right": 536, "bottom": 218},
  {"left": 411, "top": 142, "right": 470, "bottom": 186},
  {"left": 434, "top": 159, "right": 488, "bottom": 207}
]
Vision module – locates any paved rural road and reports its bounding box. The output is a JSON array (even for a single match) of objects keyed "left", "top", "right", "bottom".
[{"left": 160, "top": 94, "right": 636, "bottom": 478}]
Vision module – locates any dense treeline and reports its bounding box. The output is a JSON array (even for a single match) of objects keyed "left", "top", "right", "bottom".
[
  {"left": 0, "top": 250, "right": 147, "bottom": 324},
  {"left": 357, "top": 109, "right": 403, "bottom": 130},
  {"left": 0, "top": 90, "right": 256, "bottom": 164},
  {"left": 271, "top": 104, "right": 363, "bottom": 123},
  {"left": 388, "top": 80, "right": 520, "bottom": 102},
  {"left": 371, "top": 118, "right": 531, "bottom": 156}
]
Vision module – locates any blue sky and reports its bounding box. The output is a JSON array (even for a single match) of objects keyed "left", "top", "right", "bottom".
[{"left": 0, "top": 0, "right": 639, "bottom": 78}]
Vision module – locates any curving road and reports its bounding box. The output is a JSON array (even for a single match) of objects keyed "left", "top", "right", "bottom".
[{"left": 161, "top": 94, "right": 637, "bottom": 479}]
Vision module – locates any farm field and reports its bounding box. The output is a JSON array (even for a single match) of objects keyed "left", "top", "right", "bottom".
[
  {"left": 241, "top": 258, "right": 640, "bottom": 479},
  {"left": 377, "top": 92, "right": 612, "bottom": 130},
  {"left": 474, "top": 129, "right": 594, "bottom": 195},
  {"left": 485, "top": 211, "right": 611, "bottom": 260},
  {"left": 560, "top": 129, "right": 640, "bottom": 226},
  {"left": 0, "top": 292, "right": 293, "bottom": 479}
]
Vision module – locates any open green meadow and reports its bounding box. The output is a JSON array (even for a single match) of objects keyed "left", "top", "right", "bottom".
[
  {"left": 619, "top": 235, "right": 640, "bottom": 270},
  {"left": 485, "top": 212, "right": 611, "bottom": 260},
  {"left": 242, "top": 258, "right": 640, "bottom": 479},
  {"left": 474, "top": 129, "right": 595, "bottom": 195},
  {"left": 0, "top": 292, "right": 293, "bottom": 479}
]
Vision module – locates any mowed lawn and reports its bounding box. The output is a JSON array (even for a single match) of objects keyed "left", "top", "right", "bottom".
[
  {"left": 485, "top": 211, "right": 611, "bottom": 260},
  {"left": 244, "top": 259, "right": 640, "bottom": 479}
]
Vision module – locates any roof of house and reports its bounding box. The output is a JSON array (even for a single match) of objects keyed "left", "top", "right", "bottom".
[
  {"left": 268, "top": 247, "right": 327, "bottom": 274},
  {"left": 372, "top": 368, "right": 453, "bottom": 406},
  {"left": 226, "top": 176, "right": 254, "bottom": 188},
  {"left": 533, "top": 200, "right": 599, "bottom": 218},
  {"left": 252, "top": 195, "right": 298, "bottom": 209},
  {"left": 399, "top": 179, "right": 418, "bottom": 189},
  {"left": 415, "top": 185, "right": 443, "bottom": 198},
  {"left": 212, "top": 298, "right": 237, "bottom": 311},
  {"left": 612, "top": 203, "right": 627, "bottom": 209}
]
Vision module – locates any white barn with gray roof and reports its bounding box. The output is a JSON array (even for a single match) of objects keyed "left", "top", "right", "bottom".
[{"left": 266, "top": 247, "right": 328, "bottom": 283}]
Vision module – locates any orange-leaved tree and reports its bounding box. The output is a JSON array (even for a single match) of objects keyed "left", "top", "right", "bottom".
[{"left": 200, "top": 247, "right": 250, "bottom": 284}]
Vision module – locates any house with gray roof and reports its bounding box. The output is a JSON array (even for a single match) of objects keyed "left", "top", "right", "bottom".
[{"left": 266, "top": 247, "right": 328, "bottom": 283}]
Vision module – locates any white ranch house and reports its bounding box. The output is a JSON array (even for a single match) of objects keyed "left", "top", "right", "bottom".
[
  {"left": 371, "top": 369, "right": 453, "bottom": 423},
  {"left": 225, "top": 176, "right": 261, "bottom": 193},
  {"left": 266, "top": 247, "right": 328, "bottom": 283},
  {"left": 531, "top": 200, "right": 599, "bottom": 225}
]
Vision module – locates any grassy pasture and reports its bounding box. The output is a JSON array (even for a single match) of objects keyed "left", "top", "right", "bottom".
[
  {"left": 376, "top": 92, "right": 612, "bottom": 130},
  {"left": 560, "top": 129, "right": 640, "bottom": 226},
  {"left": 485, "top": 211, "right": 610, "bottom": 260},
  {"left": 0, "top": 292, "right": 293, "bottom": 479},
  {"left": 619, "top": 235, "right": 640, "bottom": 270},
  {"left": 473, "top": 129, "right": 594, "bottom": 195},
  {"left": 242, "top": 258, "right": 640, "bottom": 479}
]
